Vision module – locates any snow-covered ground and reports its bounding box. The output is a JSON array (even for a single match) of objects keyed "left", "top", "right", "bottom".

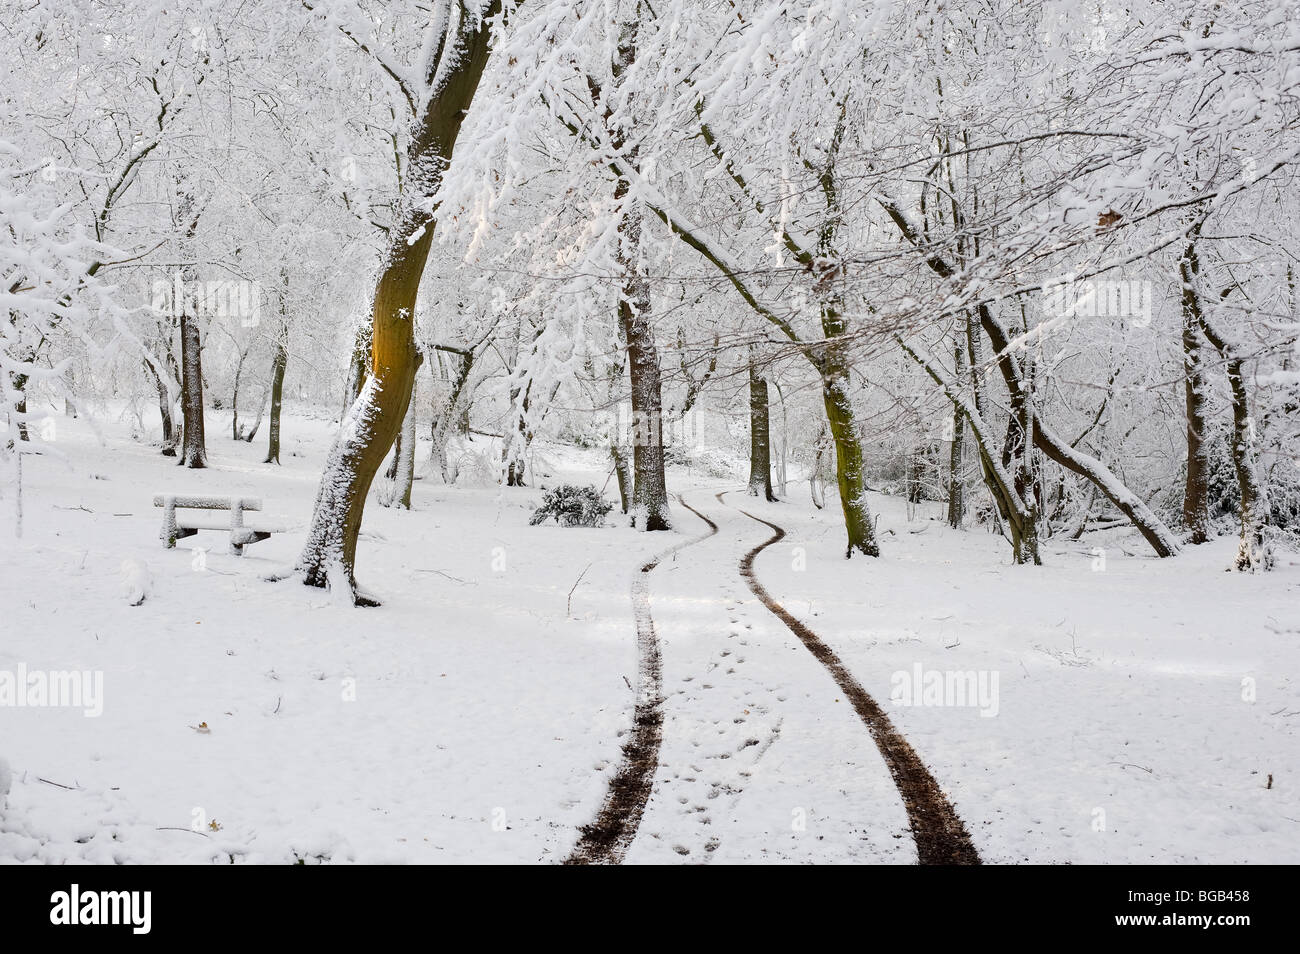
[{"left": 1, "top": 410, "right": 1297, "bottom": 863}]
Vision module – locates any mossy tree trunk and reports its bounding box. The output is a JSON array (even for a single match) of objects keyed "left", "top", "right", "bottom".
[{"left": 295, "top": 2, "right": 501, "bottom": 601}]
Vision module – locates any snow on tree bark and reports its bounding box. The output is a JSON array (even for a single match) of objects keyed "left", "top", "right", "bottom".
[
  {"left": 747, "top": 354, "right": 776, "bottom": 501},
  {"left": 294, "top": 0, "right": 502, "bottom": 603}
]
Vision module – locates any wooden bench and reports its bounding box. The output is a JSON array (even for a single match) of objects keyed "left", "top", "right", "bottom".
[{"left": 154, "top": 494, "right": 283, "bottom": 556}]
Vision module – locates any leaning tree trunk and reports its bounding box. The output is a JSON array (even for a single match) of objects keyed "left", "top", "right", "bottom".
[
  {"left": 1198, "top": 301, "right": 1271, "bottom": 570},
  {"left": 294, "top": 2, "right": 500, "bottom": 602},
  {"left": 1180, "top": 241, "right": 1213, "bottom": 544},
  {"left": 747, "top": 354, "right": 776, "bottom": 501},
  {"left": 880, "top": 197, "right": 1179, "bottom": 557},
  {"left": 897, "top": 334, "right": 1039, "bottom": 564},
  {"left": 144, "top": 357, "right": 179, "bottom": 456}
]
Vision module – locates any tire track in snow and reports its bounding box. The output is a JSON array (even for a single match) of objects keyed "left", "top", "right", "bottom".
[
  {"left": 722, "top": 492, "right": 981, "bottom": 866},
  {"left": 564, "top": 495, "right": 718, "bottom": 865}
]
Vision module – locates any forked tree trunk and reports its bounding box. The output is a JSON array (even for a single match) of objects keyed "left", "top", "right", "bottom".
[
  {"left": 747, "top": 355, "right": 776, "bottom": 501},
  {"left": 294, "top": 2, "right": 500, "bottom": 602}
]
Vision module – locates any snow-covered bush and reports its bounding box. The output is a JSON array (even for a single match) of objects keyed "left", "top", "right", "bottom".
[{"left": 529, "top": 485, "right": 614, "bottom": 528}]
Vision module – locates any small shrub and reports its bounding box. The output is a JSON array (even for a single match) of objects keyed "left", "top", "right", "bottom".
[{"left": 529, "top": 484, "right": 614, "bottom": 528}]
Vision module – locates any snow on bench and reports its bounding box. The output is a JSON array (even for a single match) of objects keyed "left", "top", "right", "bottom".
[{"left": 153, "top": 494, "right": 284, "bottom": 556}]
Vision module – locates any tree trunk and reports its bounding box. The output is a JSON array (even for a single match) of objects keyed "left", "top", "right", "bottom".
[
  {"left": 264, "top": 333, "right": 288, "bottom": 464},
  {"left": 1180, "top": 241, "right": 1213, "bottom": 543},
  {"left": 383, "top": 353, "right": 421, "bottom": 508},
  {"left": 231, "top": 345, "right": 247, "bottom": 441},
  {"left": 611, "top": 21, "right": 670, "bottom": 532},
  {"left": 144, "top": 358, "right": 178, "bottom": 456},
  {"left": 947, "top": 333, "right": 966, "bottom": 528},
  {"left": 1198, "top": 295, "right": 1271, "bottom": 570},
  {"left": 393, "top": 370, "right": 418, "bottom": 509},
  {"left": 897, "top": 334, "right": 1040, "bottom": 564},
  {"left": 294, "top": 2, "right": 500, "bottom": 602},
  {"left": 502, "top": 375, "right": 530, "bottom": 487},
  {"left": 341, "top": 322, "right": 370, "bottom": 421},
  {"left": 771, "top": 378, "right": 788, "bottom": 497},
  {"left": 819, "top": 352, "right": 878, "bottom": 556},
  {"left": 177, "top": 295, "right": 207, "bottom": 467},
  {"left": 880, "top": 197, "right": 1178, "bottom": 557},
  {"left": 747, "top": 354, "right": 776, "bottom": 500},
  {"left": 611, "top": 442, "right": 630, "bottom": 514},
  {"left": 176, "top": 191, "right": 207, "bottom": 469},
  {"left": 620, "top": 264, "right": 671, "bottom": 530},
  {"left": 813, "top": 107, "right": 877, "bottom": 556}
]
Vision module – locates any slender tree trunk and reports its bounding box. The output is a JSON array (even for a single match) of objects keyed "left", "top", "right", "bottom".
[
  {"left": 747, "top": 354, "right": 775, "bottom": 500},
  {"left": 611, "top": 442, "right": 630, "bottom": 513},
  {"left": 771, "top": 378, "right": 788, "bottom": 497},
  {"left": 264, "top": 334, "right": 287, "bottom": 464},
  {"left": 391, "top": 364, "right": 419, "bottom": 509},
  {"left": 897, "top": 334, "right": 1040, "bottom": 564},
  {"left": 1180, "top": 241, "right": 1213, "bottom": 543},
  {"left": 383, "top": 352, "right": 421, "bottom": 507},
  {"left": 295, "top": 2, "right": 500, "bottom": 602},
  {"left": 810, "top": 426, "right": 827, "bottom": 510},
  {"left": 1198, "top": 297, "right": 1271, "bottom": 570},
  {"left": 231, "top": 347, "right": 246, "bottom": 441},
  {"left": 144, "top": 358, "right": 178, "bottom": 455},
  {"left": 341, "top": 322, "right": 370, "bottom": 421},
  {"left": 881, "top": 198, "right": 1178, "bottom": 557},
  {"left": 947, "top": 334, "right": 966, "bottom": 528}
]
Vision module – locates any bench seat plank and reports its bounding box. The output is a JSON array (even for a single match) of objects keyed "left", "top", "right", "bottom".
[{"left": 154, "top": 494, "right": 262, "bottom": 511}]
